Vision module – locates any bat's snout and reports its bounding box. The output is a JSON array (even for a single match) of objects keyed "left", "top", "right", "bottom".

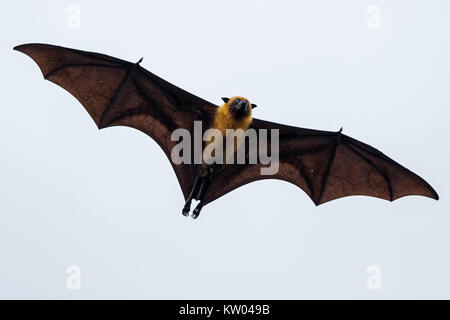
[
  {"left": 236, "top": 100, "right": 249, "bottom": 111},
  {"left": 230, "top": 99, "right": 250, "bottom": 117}
]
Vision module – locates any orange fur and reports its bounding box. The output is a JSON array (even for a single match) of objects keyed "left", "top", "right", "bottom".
[{"left": 204, "top": 97, "right": 253, "bottom": 163}]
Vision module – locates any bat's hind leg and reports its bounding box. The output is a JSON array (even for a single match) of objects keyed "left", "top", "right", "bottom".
[
  {"left": 191, "top": 178, "right": 210, "bottom": 219},
  {"left": 182, "top": 165, "right": 215, "bottom": 219},
  {"left": 182, "top": 175, "right": 200, "bottom": 216}
]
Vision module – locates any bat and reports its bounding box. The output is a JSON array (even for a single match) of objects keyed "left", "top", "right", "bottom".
[{"left": 14, "top": 43, "right": 439, "bottom": 219}]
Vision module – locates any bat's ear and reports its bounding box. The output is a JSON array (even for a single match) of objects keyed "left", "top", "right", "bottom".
[
  {"left": 251, "top": 103, "right": 257, "bottom": 109},
  {"left": 221, "top": 97, "right": 230, "bottom": 103}
]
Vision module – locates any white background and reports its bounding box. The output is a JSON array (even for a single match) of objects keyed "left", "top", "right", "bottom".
[{"left": 1, "top": 0, "right": 448, "bottom": 298}]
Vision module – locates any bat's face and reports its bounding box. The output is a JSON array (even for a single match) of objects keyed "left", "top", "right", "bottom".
[
  {"left": 230, "top": 97, "right": 250, "bottom": 118},
  {"left": 221, "top": 96, "right": 257, "bottom": 119}
]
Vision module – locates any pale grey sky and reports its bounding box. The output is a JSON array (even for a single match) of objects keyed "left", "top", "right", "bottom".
[{"left": 1, "top": 0, "right": 448, "bottom": 298}]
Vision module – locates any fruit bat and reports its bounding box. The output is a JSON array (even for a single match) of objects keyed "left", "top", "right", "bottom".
[{"left": 14, "top": 43, "right": 439, "bottom": 219}]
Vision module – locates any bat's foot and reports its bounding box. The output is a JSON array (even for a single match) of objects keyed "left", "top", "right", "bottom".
[
  {"left": 191, "top": 202, "right": 203, "bottom": 219},
  {"left": 182, "top": 200, "right": 191, "bottom": 217}
]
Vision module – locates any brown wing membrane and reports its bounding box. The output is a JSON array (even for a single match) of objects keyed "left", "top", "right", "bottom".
[
  {"left": 203, "top": 118, "right": 438, "bottom": 206},
  {"left": 14, "top": 43, "right": 217, "bottom": 199}
]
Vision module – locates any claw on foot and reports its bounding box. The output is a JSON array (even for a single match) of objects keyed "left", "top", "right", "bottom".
[
  {"left": 191, "top": 202, "right": 203, "bottom": 219},
  {"left": 182, "top": 201, "right": 191, "bottom": 217}
]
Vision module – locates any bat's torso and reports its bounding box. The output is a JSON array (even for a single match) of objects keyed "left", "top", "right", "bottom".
[{"left": 202, "top": 96, "right": 253, "bottom": 170}]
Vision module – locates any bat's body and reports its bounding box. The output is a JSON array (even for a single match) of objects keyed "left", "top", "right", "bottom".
[
  {"left": 183, "top": 96, "right": 255, "bottom": 217},
  {"left": 14, "top": 43, "right": 439, "bottom": 219}
]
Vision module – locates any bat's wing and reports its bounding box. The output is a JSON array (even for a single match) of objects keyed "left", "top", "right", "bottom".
[
  {"left": 203, "top": 118, "right": 438, "bottom": 206},
  {"left": 14, "top": 43, "right": 217, "bottom": 199}
]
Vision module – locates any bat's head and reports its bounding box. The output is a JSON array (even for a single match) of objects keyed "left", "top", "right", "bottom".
[{"left": 221, "top": 96, "right": 257, "bottom": 119}]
